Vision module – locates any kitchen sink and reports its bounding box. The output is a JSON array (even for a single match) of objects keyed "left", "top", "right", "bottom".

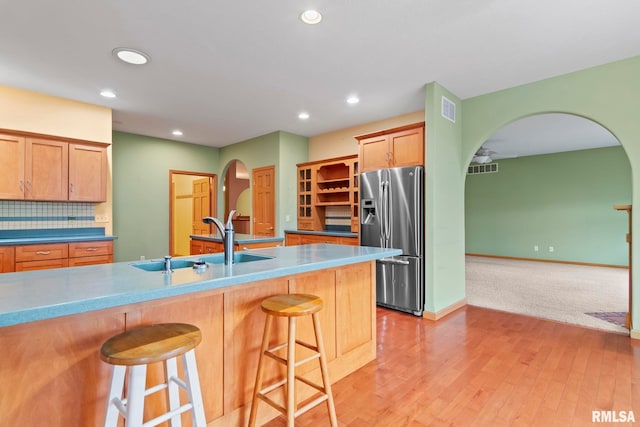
[
  {"left": 198, "top": 253, "right": 274, "bottom": 264},
  {"left": 131, "top": 259, "right": 196, "bottom": 271}
]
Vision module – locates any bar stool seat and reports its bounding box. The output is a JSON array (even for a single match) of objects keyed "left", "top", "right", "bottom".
[
  {"left": 249, "top": 294, "right": 337, "bottom": 426},
  {"left": 100, "top": 323, "right": 207, "bottom": 427}
]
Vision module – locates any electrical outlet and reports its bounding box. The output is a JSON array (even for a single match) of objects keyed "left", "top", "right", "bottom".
[
  {"left": 285, "top": 215, "right": 291, "bottom": 222},
  {"left": 534, "top": 245, "right": 539, "bottom": 252},
  {"left": 95, "top": 215, "right": 110, "bottom": 223},
  {"left": 549, "top": 246, "right": 554, "bottom": 252}
]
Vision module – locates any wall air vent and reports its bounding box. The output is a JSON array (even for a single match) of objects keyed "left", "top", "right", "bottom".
[
  {"left": 467, "top": 163, "right": 498, "bottom": 175},
  {"left": 441, "top": 96, "right": 456, "bottom": 123}
]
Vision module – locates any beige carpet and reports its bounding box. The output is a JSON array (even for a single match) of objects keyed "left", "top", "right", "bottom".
[{"left": 465, "top": 255, "right": 629, "bottom": 334}]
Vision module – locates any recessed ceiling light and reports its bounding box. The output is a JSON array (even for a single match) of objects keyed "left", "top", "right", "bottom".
[
  {"left": 346, "top": 95, "right": 360, "bottom": 105},
  {"left": 100, "top": 89, "right": 116, "bottom": 98},
  {"left": 298, "top": 112, "right": 310, "bottom": 120},
  {"left": 112, "top": 47, "right": 150, "bottom": 65},
  {"left": 172, "top": 130, "right": 183, "bottom": 136},
  {"left": 300, "top": 10, "right": 322, "bottom": 24}
]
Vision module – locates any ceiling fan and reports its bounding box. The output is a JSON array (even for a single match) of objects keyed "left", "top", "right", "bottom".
[{"left": 472, "top": 145, "right": 518, "bottom": 164}]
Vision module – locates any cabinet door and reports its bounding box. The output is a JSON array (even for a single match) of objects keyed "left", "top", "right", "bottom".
[
  {"left": 390, "top": 126, "right": 424, "bottom": 167},
  {"left": 0, "top": 134, "right": 25, "bottom": 199},
  {"left": 358, "top": 134, "right": 389, "bottom": 172},
  {"left": 190, "top": 239, "right": 205, "bottom": 255},
  {"left": 69, "top": 143, "right": 107, "bottom": 202},
  {"left": 15, "top": 258, "right": 69, "bottom": 272},
  {"left": 15, "top": 243, "right": 68, "bottom": 262},
  {"left": 285, "top": 233, "right": 303, "bottom": 246},
  {"left": 25, "top": 138, "right": 69, "bottom": 201},
  {"left": 204, "top": 241, "right": 224, "bottom": 253},
  {"left": 0, "top": 247, "right": 15, "bottom": 273}
]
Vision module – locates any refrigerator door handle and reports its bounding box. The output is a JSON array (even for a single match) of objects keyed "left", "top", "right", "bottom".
[{"left": 378, "top": 257, "right": 410, "bottom": 265}]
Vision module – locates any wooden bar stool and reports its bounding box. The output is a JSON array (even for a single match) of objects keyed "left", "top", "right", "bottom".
[
  {"left": 248, "top": 294, "right": 337, "bottom": 427},
  {"left": 100, "top": 323, "right": 207, "bottom": 427}
]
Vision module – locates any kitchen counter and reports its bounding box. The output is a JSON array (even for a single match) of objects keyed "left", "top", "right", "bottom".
[
  {"left": 0, "top": 227, "right": 114, "bottom": 245},
  {"left": 1, "top": 243, "right": 399, "bottom": 426},
  {"left": 190, "top": 232, "right": 283, "bottom": 244},
  {"left": 0, "top": 244, "right": 398, "bottom": 327}
]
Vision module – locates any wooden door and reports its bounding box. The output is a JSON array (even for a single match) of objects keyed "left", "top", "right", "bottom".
[
  {"left": 389, "top": 126, "right": 424, "bottom": 167},
  {"left": 26, "top": 138, "right": 68, "bottom": 201},
  {"left": 252, "top": 165, "right": 275, "bottom": 236},
  {"left": 0, "top": 133, "right": 25, "bottom": 199},
  {"left": 0, "top": 247, "right": 15, "bottom": 273},
  {"left": 192, "top": 178, "right": 211, "bottom": 235},
  {"left": 358, "top": 134, "right": 389, "bottom": 172},
  {"left": 68, "top": 143, "right": 107, "bottom": 202}
]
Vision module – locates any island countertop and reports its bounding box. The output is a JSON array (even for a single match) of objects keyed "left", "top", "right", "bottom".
[{"left": 0, "top": 244, "right": 400, "bottom": 327}]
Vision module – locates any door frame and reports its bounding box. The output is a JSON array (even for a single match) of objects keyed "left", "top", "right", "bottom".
[{"left": 169, "top": 170, "right": 217, "bottom": 256}]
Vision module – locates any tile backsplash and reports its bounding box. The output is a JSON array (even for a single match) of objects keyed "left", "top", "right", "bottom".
[{"left": 0, "top": 201, "right": 95, "bottom": 230}]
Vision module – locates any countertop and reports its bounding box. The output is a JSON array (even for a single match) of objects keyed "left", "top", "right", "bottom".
[
  {"left": 284, "top": 229, "right": 358, "bottom": 238},
  {"left": 0, "top": 227, "right": 114, "bottom": 246},
  {"left": 190, "top": 233, "right": 283, "bottom": 244},
  {"left": 0, "top": 244, "right": 401, "bottom": 328}
]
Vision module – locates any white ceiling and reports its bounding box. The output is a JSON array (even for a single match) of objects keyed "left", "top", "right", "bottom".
[{"left": 1, "top": 1, "right": 639, "bottom": 148}]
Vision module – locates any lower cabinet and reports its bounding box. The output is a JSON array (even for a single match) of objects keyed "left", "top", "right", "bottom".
[
  {"left": 0, "top": 247, "right": 15, "bottom": 273},
  {"left": 190, "top": 239, "right": 282, "bottom": 255},
  {"left": 11, "top": 241, "right": 113, "bottom": 272},
  {"left": 285, "top": 231, "right": 359, "bottom": 246}
]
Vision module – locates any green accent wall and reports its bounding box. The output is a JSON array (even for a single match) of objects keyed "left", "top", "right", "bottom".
[
  {"left": 112, "top": 132, "right": 220, "bottom": 262},
  {"left": 113, "top": 130, "right": 308, "bottom": 262},
  {"left": 465, "top": 146, "right": 631, "bottom": 265},
  {"left": 456, "top": 55, "right": 640, "bottom": 332},
  {"left": 424, "top": 82, "right": 466, "bottom": 314}
]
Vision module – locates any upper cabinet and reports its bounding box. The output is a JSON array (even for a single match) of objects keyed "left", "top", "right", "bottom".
[
  {"left": 69, "top": 143, "right": 107, "bottom": 202},
  {"left": 0, "top": 131, "right": 107, "bottom": 202},
  {"left": 356, "top": 122, "right": 425, "bottom": 172}
]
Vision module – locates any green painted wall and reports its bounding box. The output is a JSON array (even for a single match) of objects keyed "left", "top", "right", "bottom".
[
  {"left": 278, "top": 132, "right": 309, "bottom": 232},
  {"left": 424, "top": 82, "right": 466, "bottom": 314},
  {"left": 457, "top": 55, "right": 640, "bottom": 332},
  {"left": 113, "top": 130, "right": 307, "bottom": 261},
  {"left": 217, "top": 131, "right": 307, "bottom": 236},
  {"left": 465, "top": 146, "right": 631, "bottom": 265},
  {"left": 112, "top": 131, "right": 219, "bottom": 262}
]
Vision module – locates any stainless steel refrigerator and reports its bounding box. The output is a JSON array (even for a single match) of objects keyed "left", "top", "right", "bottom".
[{"left": 360, "top": 166, "right": 424, "bottom": 316}]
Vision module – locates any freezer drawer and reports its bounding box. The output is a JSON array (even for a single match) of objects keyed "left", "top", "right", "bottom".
[{"left": 376, "top": 255, "right": 423, "bottom": 316}]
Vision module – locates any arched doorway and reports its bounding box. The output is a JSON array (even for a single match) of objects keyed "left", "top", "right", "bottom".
[{"left": 464, "top": 113, "right": 631, "bottom": 333}]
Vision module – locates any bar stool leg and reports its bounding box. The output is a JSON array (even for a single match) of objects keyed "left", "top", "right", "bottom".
[
  {"left": 248, "top": 315, "right": 274, "bottom": 427},
  {"left": 126, "top": 364, "right": 148, "bottom": 427},
  {"left": 286, "top": 316, "right": 296, "bottom": 427},
  {"left": 182, "top": 349, "right": 207, "bottom": 427},
  {"left": 312, "top": 312, "right": 337, "bottom": 426},
  {"left": 104, "top": 365, "right": 126, "bottom": 427},
  {"left": 165, "top": 357, "right": 182, "bottom": 427}
]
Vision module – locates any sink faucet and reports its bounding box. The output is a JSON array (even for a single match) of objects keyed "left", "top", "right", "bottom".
[{"left": 202, "top": 210, "right": 236, "bottom": 265}]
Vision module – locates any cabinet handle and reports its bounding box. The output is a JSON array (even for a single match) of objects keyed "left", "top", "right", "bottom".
[
  {"left": 36, "top": 251, "right": 51, "bottom": 255},
  {"left": 86, "top": 248, "right": 98, "bottom": 251},
  {"left": 69, "top": 183, "right": 74, "bottom": 193},
  {"left": 20, "top": 180, "right": 24, "bottom": 192}
]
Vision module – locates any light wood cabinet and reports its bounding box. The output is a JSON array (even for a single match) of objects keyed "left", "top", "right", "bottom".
[
  {"left": 69, "top": 143, "right": 107, "bottom": 202},
  {"left": 357, "top": 122, "right": 425, "bottom": 172},
  {"left": 0, "top": 247, "right": 15, "bottom": 273},
  {"left": 0, "top": 133, "right": 26, "bottom": 199},
  {"left": 0, "top": 131, "right": 107, "bottom": 202},
  {"left": 15, "top": 243, "right": 69, "bottom": 272},
  {"left": 10, "top": 241, "right": 113, "bottom": 272},
  {"left": 26, "top": 138, "right": 69, "bottom": 200},
  {"left": 68, "top": 241, "right": 113, "bottom": 266},
  {"left": 297, "top": 155, "right": 359, "bottom": 232}
]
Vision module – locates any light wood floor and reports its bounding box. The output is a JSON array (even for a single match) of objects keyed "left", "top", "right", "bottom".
[{"left": 263, "top": 306, "right": 640, "bottom": 426}]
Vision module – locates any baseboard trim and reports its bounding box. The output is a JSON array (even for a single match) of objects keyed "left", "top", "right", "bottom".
[
  {"left": 423, "top": 298, "right": 467, "bottom": 321},
  {"left": 630, "top": 329, "right": 640, "bottom": 340},
  {"left": 466, "top": 253, "right": 628, "bottom": 270}
]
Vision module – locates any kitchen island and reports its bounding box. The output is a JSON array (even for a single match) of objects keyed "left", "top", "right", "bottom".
[{"left": 0, "top": 244, "right": 400, "bottom": 426}]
